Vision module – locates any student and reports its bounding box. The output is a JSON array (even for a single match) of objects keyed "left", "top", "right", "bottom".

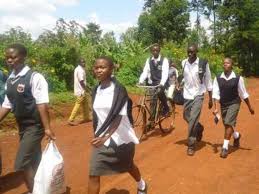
[
  {"left": 138, "top": 43, "right": 170, "bottom": 117},
  {"left": 181, "top": 44, "right": 213, "bottom": 156},
  {"left": 212, "top": 57, "right": 254, "bottom": 158},
  {"left": 0, "top": 43, "right": 56, "bottom": 193},
  {"left": 68, "top": 58, "right": 92, "bottom": 126},
  {"left": 88, "top": 56, "right": 147, "bottom": 194}
]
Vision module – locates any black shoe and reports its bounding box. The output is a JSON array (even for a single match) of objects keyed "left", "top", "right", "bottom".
[
  {"left": 196, "top": 124, "right": 204, "bottom": 142},
  {"left": 220, "top": 148, "right": 228, "bottom": 158},
  {"left": 233, "top": 134, "right": 241, "bottom": 148},
  {"left": 187, "top": 147, "right": 195, "bottom": 156}
]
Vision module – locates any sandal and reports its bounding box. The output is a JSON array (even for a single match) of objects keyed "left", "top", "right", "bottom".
[{"left": 137, "top": 182, "right": 148, "bottom": 194}]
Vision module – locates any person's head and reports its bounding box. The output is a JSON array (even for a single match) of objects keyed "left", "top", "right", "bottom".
[
  {"left": 223, "top": 57, "right": 233, "bottom": 73},
  {"left": 78, "top": 58, "right": 86, "bottom": 67},
  {"left": 168, "top": 59, "right": 176, "bottom": 68},
  {"left": 5, "top": 43, "right": 27, "bottom": 70},
  {"left": 150, "top": 43, "right": 160, "bottom": 59},
  {"left": 93, "top": 56, "right": 114, "bottom": 82},
  {"left": 187, "top": 44, "right": 198, "bottom": 63}
]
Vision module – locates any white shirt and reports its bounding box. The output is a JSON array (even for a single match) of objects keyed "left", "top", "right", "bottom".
[
  {"left": 74, "top": 65, "right": 86, "bottom": 96},
  {"left": 93, "top": 83, "right": 139, "bottom": 146},
  {"left": 2, "top": 66, "right": 49, "bottom": 109},
  {"left": 139, "top": 55, "right": 169, "bottom": 86},
  {"left": 212, "top": 71, "right": 249, "bottom": 100},
  {"left": 182, "top": 57, "right": 213, "bottom": 100}
]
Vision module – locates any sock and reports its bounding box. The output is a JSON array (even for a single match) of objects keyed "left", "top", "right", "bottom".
[
  {"left": 233, "top": 131, "right": 239, "bottom": 139},
  {"left": 137, "top": 178, "right": 146, "bottom": 190},
  {"left": 223, "top": 139, "right": 229, "bottom": 150}
]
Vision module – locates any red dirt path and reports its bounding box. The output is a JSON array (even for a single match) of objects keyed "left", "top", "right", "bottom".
[{"left": 1, "top": 78, "right": 259, "bottom": 194}]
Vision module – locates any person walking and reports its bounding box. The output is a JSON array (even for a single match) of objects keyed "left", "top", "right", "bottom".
[
  {"left": 68, "top": 58, "right": 92, "bottom": 126},
  {"left": 212, "top": 57, "right": 255, "bottom": 158},
  {"left": 181, "top": 44, "right": 213, "bottom": 156},
  {"left": 88, "top": 56, "right": 147, "bottom": 194},
  {"left": 0, "top": 43, "right": 55, "bottom": 193}
]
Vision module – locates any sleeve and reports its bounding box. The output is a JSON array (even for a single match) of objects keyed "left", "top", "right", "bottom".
[
  {"left": 119, "top": 102, "right": 127, "bottom": 116},
  {"left": 238, "top": 76, "right": 249, "bottom": 99},
  {"left": 212, "top": 77, "right": 220, "bottom": 100},
  {"left": 77, "top": 68, "right": 85, "bottom": 82},
  {"left": 204, "top": 62, "right": 213, "bottom": 91},
  {"left": 139, "top": 59, "right": 150, "bottom": 84},
  {"left": 2, "top": 95, "right": 12, "bottom": 109},
  {"left": 160, "top": 58, "right": 169, "bottom": 86},
  {"left": 31, "top": 73, "right": 49, "bottom": 104}
]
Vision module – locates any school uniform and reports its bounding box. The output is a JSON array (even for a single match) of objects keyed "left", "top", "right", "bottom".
[
  {"left": 166, "top": 67, "right": 178, "bottom": 99},
  {"left": 212, "top": 71, "right": 249, "bottom": 127},
  {"left": 89, "top": 78, "right": 139, "bottom": 176},
  {"left": 2, "top": 65, "right": 49, "bottom": 171},
  {"left": 139, "top": 55, "right": 170, "bottom": 115},
  {"left": 181, "top": 58, "right": 213, "bottom": 148}
]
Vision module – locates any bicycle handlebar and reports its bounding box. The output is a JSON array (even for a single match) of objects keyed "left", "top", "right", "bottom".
[{"left": 136, "top": 84, "right": 160, "bottom": 89}]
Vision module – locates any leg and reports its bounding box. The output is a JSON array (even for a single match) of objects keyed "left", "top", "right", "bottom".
[
  {"left": 220, "top": 124, "right": 234, "bottom": 158},
  {"left": 68, "top": 95, "right": 84, "bottom": 124},
  {"left": 23, "top": 166, "right": 35, "bottom": 192},
  {"left": 88, "top": 176, "right": 100, "bottom": 194},
  {"left": 169, "top": 100, "right": 176, "bottom": 129},
  {"left": 82, "top": 92, "right": 93, "bottom": 122},
  {"left": 157, "top": 87, "right": 169, "bottom": 116},
  {"left": 128, "top": 163, "right": 147, "bottom": 193}
]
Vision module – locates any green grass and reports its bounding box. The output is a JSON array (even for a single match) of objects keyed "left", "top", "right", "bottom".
[{"left": 49, "top": 91, "right": 75, "bottom": 105}]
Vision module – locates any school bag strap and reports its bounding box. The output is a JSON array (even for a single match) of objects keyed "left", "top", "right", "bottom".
[{"left": 198, "top": 58, "right": 208, "bottom": 84}]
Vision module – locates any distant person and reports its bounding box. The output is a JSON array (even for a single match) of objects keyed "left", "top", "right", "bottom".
[
  {"left": 0, "top": 43, "right": 56, "bottom": 193},
  {"left": 68, "top": 58, "right": 92, "bottom": 126},
  {"left": 88, "top": 56, "right": 147, "bottom": 194},
  {"left": 181, "top": 44, "right": 213, "bottom": 156},
  {"left": 212, "top": 57, "right": 254, "bottom": 158},
  {"left": 138, "top": 43, "right": 170, "bottom": 117},
  {"left": 166, "top": 59, "right": 178, "bottom": 129}
]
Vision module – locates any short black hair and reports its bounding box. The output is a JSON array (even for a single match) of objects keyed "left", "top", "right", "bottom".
[
  {"left": 6, "top": 43, "right": 27, "bottom": 57},
  {"left": 95, "top": 56, "right": 114, "bottom": 68},
  {"left": 150, "top": 43, "right": 160, "bottom": 50}
]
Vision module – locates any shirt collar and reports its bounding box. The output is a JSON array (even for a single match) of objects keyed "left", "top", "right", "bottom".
[
  {"left": 220, "top": 71, "right": 236, "bottom": 80},
  {"left": 9, "top": 65, "right": 30, "bottom": 78},
  {"left": 151, "top": 55, "right": 161, "bottom": 61},
  {"left": 187, "top": 57, "right": 199, "bottom": 65}
]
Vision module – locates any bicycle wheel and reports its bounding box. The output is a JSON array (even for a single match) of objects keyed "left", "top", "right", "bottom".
[
  {"left": 132, "top": 104, "right": 147, "bottom": 141},
  {"left": 156, "top": 102, "right": 172, "bottom": 133}
]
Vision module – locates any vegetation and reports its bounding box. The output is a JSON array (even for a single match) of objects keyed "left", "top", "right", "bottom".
[{"left": 0, "top": 0, "right": 258, "bottom": 93}]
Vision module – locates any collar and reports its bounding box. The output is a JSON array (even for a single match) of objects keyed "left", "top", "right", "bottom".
[
  {"left": 187, "top": 57, "right": 199, "bottom": 65},
  {"left": 151, "top": 55, "right": 161, "bottom": 61},
  {"left": 220, "top": 71, "right": 236, "bottom": 80},
  {"left": 9, "top": 65, "right": 30, "bottom": 78}
]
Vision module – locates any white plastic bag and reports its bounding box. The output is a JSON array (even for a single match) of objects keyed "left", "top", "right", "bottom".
[{"left": 33, "top": 141, "right": 66, "bottom": 194}]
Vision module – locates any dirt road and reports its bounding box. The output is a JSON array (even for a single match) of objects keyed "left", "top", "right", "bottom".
[{"left": 1, "top": 79, "right": 259, "bottom": 194}]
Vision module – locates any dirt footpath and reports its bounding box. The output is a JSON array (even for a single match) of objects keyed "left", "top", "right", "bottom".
[{"left": 1, "top": 78, "right": 259, "bottom": 194}]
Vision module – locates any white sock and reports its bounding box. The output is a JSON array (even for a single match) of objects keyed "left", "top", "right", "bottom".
[
  {"left": 137, "top": 178, "right": 146, "bottom": 190},
  {"left": 223, "top": 139, "right": 229, "bottom": 150},
  {"left": 233, "top": 131, "right": 239, "bottom": 139}
]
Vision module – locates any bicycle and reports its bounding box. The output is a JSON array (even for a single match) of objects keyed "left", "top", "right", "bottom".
[{"left": 132, "top": 85, "right": 173, "bottom": 141}]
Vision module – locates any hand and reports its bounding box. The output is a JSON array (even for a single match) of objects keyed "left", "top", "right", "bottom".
[
  {"left": 249, "top": 107, "right": 255, "bottom": 115},
  {"left": 45, "top": 129, "right": 56, "bottom": 141},
  {"left": 138, "top": 82, "right": 144, "bottom": 86},
  {"left": 213, "top": 109, "right": 219, "bottom": 116},
  {"left": 91, "top": 136, "right": 109, "bottom": 147},
  {"left": 208, "top": 99, "right": 213, "bottom": 109}
]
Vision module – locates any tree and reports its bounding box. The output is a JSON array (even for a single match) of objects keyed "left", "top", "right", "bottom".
[{"left": 138, "top": 0, "right": 189, "bottom": 46}]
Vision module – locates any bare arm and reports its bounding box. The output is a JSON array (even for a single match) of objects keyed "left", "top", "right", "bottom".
[
  {"left": 37, "top": 104, "right": 56, "bottom": 140},
  {"left": 79, "top": 80, "right": 86, "bottom": 91},
  {"left": 91, "top": 115, "right": 122, "bottom": 147},
  {"left": 0, "top": 107, "right": 11, "bottom": 122},
  {"left": 244, "top": 98, "right": 255, "bottom": 115}
]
